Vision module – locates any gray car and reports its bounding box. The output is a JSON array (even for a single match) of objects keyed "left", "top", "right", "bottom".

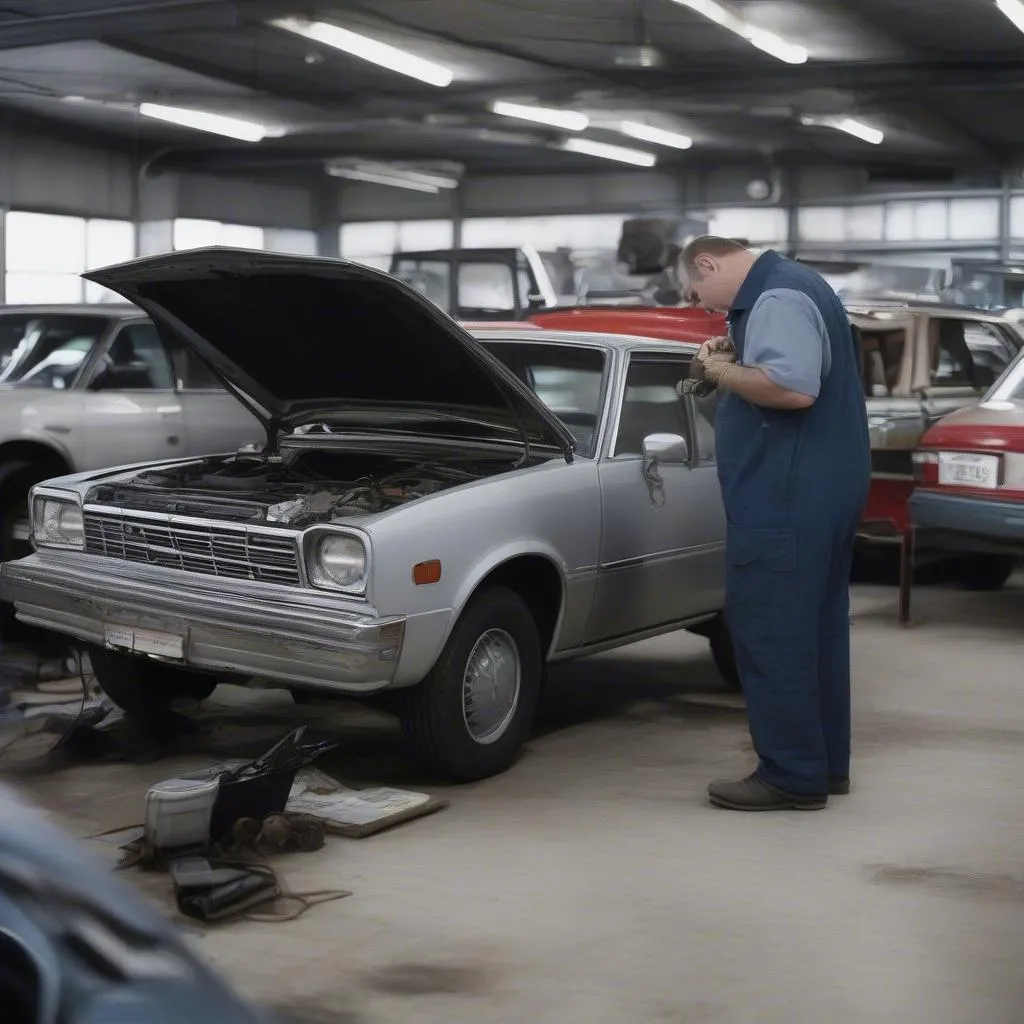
[{"left": 0, "top": 248, "right": 732, "bottom": 781}]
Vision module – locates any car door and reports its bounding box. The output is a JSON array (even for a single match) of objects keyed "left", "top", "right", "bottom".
[
  {"left": 583, "top": 350, "right": 725, "bottom": 645},
  {"left": 79, "top": 320, "right": 186, "bottom": 470},
  {"left": 918, "top": 316, "right": 1007, "bottom": 427},
  {"left": 168, "top": 340, "right": 263, "bottom": 455}
]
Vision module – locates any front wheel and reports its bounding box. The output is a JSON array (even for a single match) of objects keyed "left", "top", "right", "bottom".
[
  {"left": 708, "top": 615, "right": 741, "bottom": 691},
  {"left": 90, "top": 647, "right": 219, "bottom": 737},
  {"left": 957, "top": 554, "right": 1017, "bottom": 592},
  {"left": 400, "top": 587, "right": 542, "bottom": 782}
]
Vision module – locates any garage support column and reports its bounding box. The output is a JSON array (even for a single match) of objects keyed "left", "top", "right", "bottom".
[
  {"left": 999, "top": 168, "right": 1013, "bottom": 265},
  {"left": 316, "top": 180, "right": 340, "bottom": 259}
]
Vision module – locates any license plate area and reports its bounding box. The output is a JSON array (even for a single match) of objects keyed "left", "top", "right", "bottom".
[
  {"left": 937, "top": 451, "right": 1001, "bottom": 490},
  {"left": 103, "top": 624, "right": 186, "bottom": 660}
]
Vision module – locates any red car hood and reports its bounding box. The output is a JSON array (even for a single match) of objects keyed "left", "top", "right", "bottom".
[
  {"left": 529, "top": 306, "right": 727, "bottom": 343},
  {"left": 920, "top": 400, "right": 1024, "bottom": 454}
]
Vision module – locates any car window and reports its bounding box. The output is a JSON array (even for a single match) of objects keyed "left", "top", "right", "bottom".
[
  {"left": 171, "top": 341, "right": 224, "bottom": 390},
  {"left": 0, "top": 314, "right": 110, "bottom": 388},
  {"left": 392, "top": 259, "right": 451, "bottom": 312},
  {"left": 927, "top": 318, "right": 995, "bottom": 390},
  {"left": 88, "top": 323, "right": 175, "bottom": 391},
  {"left": 614, "top": 355, "right": 691, "bottom": 458},
  {"left": 858, "top": 326, "right": 906, "bottom": 397},
  {"left": 458, "top": 263, "right": 516, "bottom": 315},
  {"left": 479, "top": 341, "right": 606, "bottom": 457},
  {"left": 962, "top": 322, "right": 1016, "bottom": 389}
]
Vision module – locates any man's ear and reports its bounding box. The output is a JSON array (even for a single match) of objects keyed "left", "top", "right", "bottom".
[{"left": 695, "top": 254, "right": 717, "bottom": 277}]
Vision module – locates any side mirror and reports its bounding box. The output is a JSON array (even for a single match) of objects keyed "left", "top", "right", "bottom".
[
  {"left": 526, "top": 292, "right": 546, "bottom": 308},
  {"left": 642, "top": 433, "right": 688, "bottom": 486}
]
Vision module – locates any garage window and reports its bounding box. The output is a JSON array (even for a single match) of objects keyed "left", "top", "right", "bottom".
[{"left": 4, "top": 212, "right": 135, "bottom": 305}]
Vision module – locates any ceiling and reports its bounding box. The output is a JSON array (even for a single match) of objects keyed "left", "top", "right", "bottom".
[{"left": 0, "top": 0, "right": 1021, "bottom": 184}]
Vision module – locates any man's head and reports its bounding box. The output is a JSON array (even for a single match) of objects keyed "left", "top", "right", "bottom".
[{"left": 679, "top": 236, "right": 757, "bottom": 312}]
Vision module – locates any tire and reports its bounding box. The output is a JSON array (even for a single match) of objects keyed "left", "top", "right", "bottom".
[
  {"left": 958, "top": 554, "right": 1017, "bottom": 592},
  {"left": 400, "top": 586, "right": 542, "bottom": 782},
  {"left": 90, "top": 647, "right": 218, "bottom": 724},
  {"left": 708, "top": 615, "right": 742, "bottom": 691},
  {"left": 0, "top": 461, "right": 46, "bottom": 563}
]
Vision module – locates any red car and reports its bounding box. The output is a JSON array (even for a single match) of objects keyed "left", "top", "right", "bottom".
[
  {"left": 529, "top": 306, "right": 727, "bottom": 344},
  {"left": 909, "top": 350, "right": 1024, "bottom": 591}
]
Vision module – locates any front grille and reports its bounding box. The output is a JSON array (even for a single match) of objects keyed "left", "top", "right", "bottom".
[{"left": 83, "top": 508, "right": 301, "bottom": 586}]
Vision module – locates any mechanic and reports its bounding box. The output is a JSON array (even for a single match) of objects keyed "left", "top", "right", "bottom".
[{"left": 681, "top": 237, "right": 871, "bottom": 811}]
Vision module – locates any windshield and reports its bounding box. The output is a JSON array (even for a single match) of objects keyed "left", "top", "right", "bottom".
[
  {"left": 0, "top": 315, "right": 111, "bottom": 389},
  {"left": 478, "top": 340, "right": 607, "bottom": 457}
]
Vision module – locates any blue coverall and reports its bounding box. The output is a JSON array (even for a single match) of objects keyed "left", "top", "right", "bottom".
[{"left": 718, "top": 250, "right": 871, "bottom": 796}]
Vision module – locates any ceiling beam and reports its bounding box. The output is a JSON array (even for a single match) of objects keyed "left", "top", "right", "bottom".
[{"left": 0, "top": 0, "right": 243, "bottom": 50}]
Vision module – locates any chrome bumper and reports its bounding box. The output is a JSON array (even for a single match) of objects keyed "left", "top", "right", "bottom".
[{"left": 0, "top": 551, "right": 405, "bottom": 693}]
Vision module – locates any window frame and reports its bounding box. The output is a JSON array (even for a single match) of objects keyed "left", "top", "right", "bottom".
[
  {"left": 80, "top": 318, "right": 178, "bottom": 394},
  {"left": 607, "top": 349, "right": 697, "bottom": 464},
  {"left": 476, "top": 337, "right": 612, "bottom": 459}
]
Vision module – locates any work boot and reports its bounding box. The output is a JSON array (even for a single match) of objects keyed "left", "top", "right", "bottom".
[
  {"left": 707, "top": 773, "right": 827, "bottom": 811},
  {"left": 829, "top": 776, "right": 851, "bottom": 795}
]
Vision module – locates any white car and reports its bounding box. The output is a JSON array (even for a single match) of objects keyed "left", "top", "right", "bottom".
[{"left": 0, "top": 304, "right": 261, "bottom": 561}]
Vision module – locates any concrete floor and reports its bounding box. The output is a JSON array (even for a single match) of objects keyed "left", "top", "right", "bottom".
[{"left": 4, "top": 576, "right": 1024, "bottom": 1024}]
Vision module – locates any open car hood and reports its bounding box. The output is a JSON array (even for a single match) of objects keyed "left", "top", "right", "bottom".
[{"left": 84, "top": 248, "right": 575, "bottom": 460}]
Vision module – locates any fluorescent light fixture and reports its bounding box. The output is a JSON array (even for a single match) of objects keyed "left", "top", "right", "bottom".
[
  {"left": 326, "top": 161, "right": 460, "bottom": 192},
  {"left": 560, "top": 138, "right": 657, "bottom": 167},
  {"left": 270, "top": 16, "right": 454, "bottom": 87},
  {"left": 620, "top": 120, "right": 693, "bottom": 149},
  {"left": 801, "top": 114, "right": 884, "bottom": 145},
  {"left": 670, "top": 0, "right": 808, "bottom": 63},
  {"left": 835, "top": 117, "right": 884, "bottom": 145},
  {"left": 490, "top": 100, "right": 588, "bottom": 131},
  {"left": 138, "top": 103, "right": 268, "bottom": 141},
  {"left": 996, "top": 0, "right": 1024, "bottom": 32}
]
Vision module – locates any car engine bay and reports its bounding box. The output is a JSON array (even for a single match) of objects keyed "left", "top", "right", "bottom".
[{"left": 84, "top": 448, "right": 521, "bottom": 527}]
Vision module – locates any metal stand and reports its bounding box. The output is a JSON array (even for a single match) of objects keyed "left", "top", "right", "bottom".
[{"left": 898, "top": 526, "right": 915, "bottom": 626}]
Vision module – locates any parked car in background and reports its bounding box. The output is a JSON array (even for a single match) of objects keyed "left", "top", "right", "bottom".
[
  {"left": 389, "top": 245, "right": 566, "bottom": 320},
  {"left": 0, "top": 303, "right": 261, "bottom": 562},
  {"left": 909, "top": 345, "right": 1024, "bottom": 590},
  {"left": 850, "top": 301, "right": 1023, "bottom": 545},
  {"left": 1, "top": 249, "right": 733, "bottom": 781}
]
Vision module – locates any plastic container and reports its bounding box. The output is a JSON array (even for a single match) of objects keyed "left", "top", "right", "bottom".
[{"left": 144, "top": 776, "right": 220, "bottom": 851}]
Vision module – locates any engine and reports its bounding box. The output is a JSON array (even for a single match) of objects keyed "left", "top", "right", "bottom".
[{"left": 85, "top": 448, "right": 506, "bottom": 527}]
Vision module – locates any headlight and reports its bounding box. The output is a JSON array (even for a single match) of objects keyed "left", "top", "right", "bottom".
[
  {"left": 307, "top": 533, "right": 367, "bottom": 592},
  {"left": 32, "top": 496, "right": 84, "bottom": 549}
]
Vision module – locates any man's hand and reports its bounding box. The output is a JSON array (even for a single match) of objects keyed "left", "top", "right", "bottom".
[
  {"left": 696, "top": 335, "right": 734, "bottom": 362},
  {"left": 702, "top": 352, "right": 737, "bottom": 385}
]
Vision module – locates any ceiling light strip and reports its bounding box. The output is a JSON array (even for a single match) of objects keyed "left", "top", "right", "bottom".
[
  {"left": 138, "top": 103, "right": 268, "bottom": 142},
  {"left": 490, "top": 101, "right": 588, "bottom": 131},
  {"left": 620, "top": 121, "right": 692, "bottom": 149},
  {"left": 560, "top": 138, "right": 657, "bottom": 167},
  {"left": 670, "top": 0, "right": 808, "bottom": 64},
  {"left": 270, "top": 16, "right": 454, "bottom": 87}
]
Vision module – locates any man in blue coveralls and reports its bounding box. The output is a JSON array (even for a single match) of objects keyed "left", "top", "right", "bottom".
[{"left": 681, "top": 237, "right": 871, "bottom": 811}]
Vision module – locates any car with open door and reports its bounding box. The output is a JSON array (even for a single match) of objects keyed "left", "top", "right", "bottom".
[
  {"left": 909, "top": 344, "right": 1024, "bottom": 591},
  {"left": 0, "top": 303, "right": 261, "bottom": 564},
  {"left": 0, "top": 248, "right": 732, "bottom": 782},
  {"left": 849, "top": 301, "right": 1023, "bottom": 547}
]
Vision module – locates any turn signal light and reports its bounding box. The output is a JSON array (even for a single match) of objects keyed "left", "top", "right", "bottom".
[
  {"left": 413, "top": 560, "right": 442, "bottom": 586},
  {"left": 911, "top": 450, "right": 938, "bottom": 486}
]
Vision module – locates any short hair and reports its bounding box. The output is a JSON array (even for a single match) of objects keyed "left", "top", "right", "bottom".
[{"left": 680, "top": 235, "right": 749, "bottom": 278}]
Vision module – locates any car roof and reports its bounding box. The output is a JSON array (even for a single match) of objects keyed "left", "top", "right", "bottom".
[
  {"left": 844, "top": 300, "right": 1008, "bottom": 322},
  {"left": 0, "top": 303, "right": 140, "bottom": 318},
  {"left": 471, "top": 326, "right": 699, "bottom": 354}
]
